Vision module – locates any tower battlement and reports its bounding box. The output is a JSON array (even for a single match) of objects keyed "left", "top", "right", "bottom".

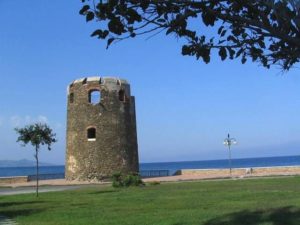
[{"left": 68, "top": 76, "right": 129, "bottom": 93}]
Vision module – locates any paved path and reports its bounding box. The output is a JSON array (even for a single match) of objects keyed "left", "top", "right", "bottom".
[
  {"left": 0, "top": 215, "right": 17, "bottom": 225},
  {"left": 0, "top": 185, "right": 81, "bottom": 196}
]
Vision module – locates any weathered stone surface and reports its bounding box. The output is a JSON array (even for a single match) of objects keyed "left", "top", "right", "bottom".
[
  {"left": 177, "top": 166, "right": 300, "bottom": 178},
  {"left": 0, "top": 176, "right": 28, "bottom": 184},
  {"left": 65, "top": 77, "right": 139, "bottom": 181}
]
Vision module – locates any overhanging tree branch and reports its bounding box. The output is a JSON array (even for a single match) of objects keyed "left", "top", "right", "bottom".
[{"left": 80, "top": 0, "right": 300, "bottom": 70}]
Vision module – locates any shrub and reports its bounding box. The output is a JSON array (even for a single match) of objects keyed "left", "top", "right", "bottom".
[
  {"left": 112, "top": 172, "right": 123, "bottom": 188},
  {"left": 111, "top": 172, "right": 144, "bottom": 188}
]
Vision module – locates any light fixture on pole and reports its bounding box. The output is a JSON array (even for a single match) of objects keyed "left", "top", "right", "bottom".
[{"left": 223, "top": 133, "right": 237, "bottom": 176}]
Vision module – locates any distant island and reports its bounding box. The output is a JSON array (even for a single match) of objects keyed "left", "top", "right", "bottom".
[{"left": 0, "top": 159, "right": 55, "bottom": 167}]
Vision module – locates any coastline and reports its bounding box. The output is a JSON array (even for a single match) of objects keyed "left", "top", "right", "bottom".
[
  {"left": 1, "top": 155, "right": 300, "bottom": 178},
  {"left": 1, "top": 165, "right": 300, "bottom": 188}
]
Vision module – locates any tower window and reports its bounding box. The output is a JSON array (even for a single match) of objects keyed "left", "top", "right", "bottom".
[
  {"left": 89, "top": 90, "right": 101, "bottom": 105},
  {"left": 69, "top": 93, "right": 74, "bottom": 103},
  {"left": 119, "top": 90, "right": 125, "bottom": 102},
  {"left": 87, "top": 127, "right": 96, "bottom": 141}
]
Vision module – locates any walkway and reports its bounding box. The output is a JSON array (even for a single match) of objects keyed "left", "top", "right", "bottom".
[{"left": 0, "top": 185, "right": 81, "bottom": 196}]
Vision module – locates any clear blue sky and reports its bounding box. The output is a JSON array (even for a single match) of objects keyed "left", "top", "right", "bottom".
[{"left": 1, "top": 1, "right": 300, "bottom": 165}]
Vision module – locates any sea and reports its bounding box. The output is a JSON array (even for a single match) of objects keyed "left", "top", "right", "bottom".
[{"left": 1, "top": 155, "right": 300, "bottom": 177}]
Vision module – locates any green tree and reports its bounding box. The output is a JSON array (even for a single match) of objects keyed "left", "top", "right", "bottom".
[
  {"left": 15, "top": 123, "right": 57, "bottom": 197},
  {"left": 80, "top": 0, "right": 300, "bottom": 70}
]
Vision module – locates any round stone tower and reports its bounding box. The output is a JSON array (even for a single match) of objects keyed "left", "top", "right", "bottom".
[{"left": 65, "top": 77, "right": 139, "bottom": 181}]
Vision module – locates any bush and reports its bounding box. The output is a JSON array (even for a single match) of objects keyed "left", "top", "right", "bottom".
[
  {"left": 112, "top": 172, "right": 123, "bottom": 188},
  {"left": 112, "top": 172, "right": 144, "bottom": 188}
]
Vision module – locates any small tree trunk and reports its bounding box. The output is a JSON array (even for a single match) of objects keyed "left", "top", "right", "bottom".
[{"left": 35, "top": 146, "right": 39, "bottom": 197}]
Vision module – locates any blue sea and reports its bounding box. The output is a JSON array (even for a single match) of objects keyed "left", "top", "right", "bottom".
[{"left": 1, "top": 155, "right": 300, "bottom": 177}]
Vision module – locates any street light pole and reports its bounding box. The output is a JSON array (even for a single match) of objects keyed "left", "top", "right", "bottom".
[
  {"left": 223, "top": 133, "right": 237, "bottom": 177},
  {"left": 228, "top": 142, "right": 232, "bottom": 176}
]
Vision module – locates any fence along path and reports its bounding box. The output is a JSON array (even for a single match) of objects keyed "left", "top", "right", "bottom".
[{"left": 0, "top": 215, "right": 17, "bottom": 225}]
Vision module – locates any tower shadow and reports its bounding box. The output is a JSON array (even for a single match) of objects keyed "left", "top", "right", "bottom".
[{"left": 204, "top": 206, "right": 300, "bottom": 225}]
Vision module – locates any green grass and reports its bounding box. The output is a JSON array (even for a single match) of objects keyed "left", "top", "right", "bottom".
[{"left": 1, "top": 177, "right": 300, "bottom": 225}]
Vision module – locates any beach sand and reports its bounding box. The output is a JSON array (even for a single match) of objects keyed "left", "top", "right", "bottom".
[{"left": 1, "top": 166, "right": 300, "bottom": 188}]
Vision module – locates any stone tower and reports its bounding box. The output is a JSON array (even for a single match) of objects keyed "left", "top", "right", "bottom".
[{"left": 65, "top": 77, "right": 139, "bottom": 181}]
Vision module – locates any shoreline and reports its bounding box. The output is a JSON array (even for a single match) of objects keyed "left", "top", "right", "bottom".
[{"left": 0, "top": 165, "right": 300, "bottom": 188}]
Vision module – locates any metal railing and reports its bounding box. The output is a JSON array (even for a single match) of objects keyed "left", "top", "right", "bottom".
[
  {"left": 139, "top": 170, "right": 169, "bottom": 178},
  {"left": 28, "top": 173, "right": 65, "bottom": 181}
]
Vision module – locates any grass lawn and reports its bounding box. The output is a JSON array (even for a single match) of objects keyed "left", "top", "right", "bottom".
[{"left": 1, "top": 177, "right": 300, "bottom": 225}]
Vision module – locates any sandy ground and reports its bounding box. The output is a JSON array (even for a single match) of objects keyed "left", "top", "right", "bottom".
[
  {"left": 1, "top": 172, "right": 298, "bottom": 188},
  {"left": 0, "top": 179, "right": 109, "bottom": 188},
  {"left": 0, "top": 174, "right": 229, "bottom": 188},
  {"left": 2, "top": 165, "right": 300, "bottom": 188},
  {"left": 144, "top": 173, "right": 299, "bottom": 182}
]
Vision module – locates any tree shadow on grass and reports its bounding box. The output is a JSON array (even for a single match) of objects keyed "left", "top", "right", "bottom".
[
  {"left": 89, "top": 190, "right": 118, "bottom": 195},
  {"left": 0, "top": 208, "right": 44, "bottom": 218},
  {"left": 204, "top": 206, "right": 300, "bottom": 225},
  {"left": 0, "top": 201, "right": 47, "bottom": 220},
  {"left": 0, "top": 201, "right": 45, "bottom": 208}
]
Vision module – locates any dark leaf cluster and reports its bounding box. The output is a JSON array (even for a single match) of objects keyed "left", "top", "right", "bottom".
[
  {"left": 80, "top": 0, "right": 300, "bottom": 70},
  {"left": 112, "top": 172, "right": 144, "bottom": 188},
  {"left": 15, "top": 123, "right": 57, "bottom": 150}
]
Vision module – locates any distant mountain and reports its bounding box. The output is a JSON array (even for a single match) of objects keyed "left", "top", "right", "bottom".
[{"left": 0, "top": 159, "right": 55, "bottom": 167}]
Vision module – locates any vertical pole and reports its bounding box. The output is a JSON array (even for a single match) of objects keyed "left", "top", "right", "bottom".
[
  {"left": 228, "top": 145, "right": 232, "bottom": 177},
  {"left": 36, "top": 147, "right": 39, "bottom": 197}
]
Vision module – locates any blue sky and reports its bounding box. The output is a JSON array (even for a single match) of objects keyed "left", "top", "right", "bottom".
[{"left": 0, "top": 1, "right": 300, "bottom": 165}]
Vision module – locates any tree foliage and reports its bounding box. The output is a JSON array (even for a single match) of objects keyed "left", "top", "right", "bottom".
[
  {"left": 16, "top": 123, "right": 57, "bottom": 150},
  {"left": 15, "top": 123, "right": 57, "bottom": 197},
  {"left": 80, "top": 0, "right": 300, "bottom": 70}
]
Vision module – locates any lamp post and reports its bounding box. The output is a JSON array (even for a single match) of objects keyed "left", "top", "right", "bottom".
[{"left": 223, "top": 133, "right": 237, "bottom": 176}]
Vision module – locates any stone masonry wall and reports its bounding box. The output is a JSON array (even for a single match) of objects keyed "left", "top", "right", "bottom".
[
  {"left": 177, "top": 166, "right": 300, "bottom": 178},
  {"left": 65, "top": 77, "right": 139, "bottom": 181},
  {"left": 0, "top": 176, "right": 28, "bottom": 184}
]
